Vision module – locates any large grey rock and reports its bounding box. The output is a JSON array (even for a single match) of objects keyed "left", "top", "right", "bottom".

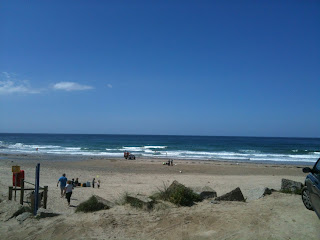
[
  {"left": 281, "top": 179, "right": 303, "bottom": 193},
  {"left": 93, "top": 195, "right": 114, "bottom": 209},
  {"left": 16, "top": 212, "right": 32, "bottom": 223},
  {"left": 245, "top": 187, "right": 276, "bottom": 201},
  {"left": 126, "top": 194, "right": 154, "bottom": 210},
  {"left": 215, "top": 187, "right": 245, "bottom": 202},
  {"left": 36, "top": 208, "right": 60, "bottom": 219}
]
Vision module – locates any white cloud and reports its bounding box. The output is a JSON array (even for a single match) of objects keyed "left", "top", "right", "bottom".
[
  {"left": 53, "top": 82, "right": 93, "bottom": 91},
  {"left": 107, "top": 84, "right": 113, "bottom": 88},
  {"left": 2, "top": 72, "right": 10, "bottom": 79},
  {"left": 0, "top": 72, "right": 40, "bottom": 94}
]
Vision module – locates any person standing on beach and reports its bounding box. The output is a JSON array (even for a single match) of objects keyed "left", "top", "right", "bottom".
[
  {"left": 57, "top": 173, "right": 67, "bottom": 197},
  {"left": 64, "top": 180, "right": 74, "bottom": 206},
  {"left": 92, "top": 178, "right": 95, "bottom": 188},
  {"left": 97, "top": 180, "right": 100, "bottom": 189}
]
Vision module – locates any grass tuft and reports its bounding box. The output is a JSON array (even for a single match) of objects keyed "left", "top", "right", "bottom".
[
  {"left": 76, "top": 196, "right": 108, "bottom": 213},
  {"left": 279, "top": 188, "right": 302, "bottom": 195},
  {"left": 151, "top": 182, "right": 201, "bottom": 207}
]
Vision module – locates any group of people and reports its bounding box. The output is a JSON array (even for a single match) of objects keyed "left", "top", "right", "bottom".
[
  {"left": 164, "top": 159, "right": 174, "bottom": 166},
  {"left": 57, "top": 174, "right": 73, "bottom": 206},
  {"left": 92, "top": 178, "right": 100, "bottom": 188},
  {"left": 57, "top": 174, "right": 101, "bottom": 206}
]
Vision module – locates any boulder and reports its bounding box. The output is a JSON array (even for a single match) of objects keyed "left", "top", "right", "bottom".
[
  {"left": 93, "top": 195, "right": 115, "bottom": 209},
  {"left": 167, "top": 180, "right": 186, "bottom": 193},
  {"left": 281, "top": 179, "right": 303, "bottom": 193},
  {"left": 16, "top": 212, "right": 32, "bottom": 223},
  {"left": 126, "top": 194, "right": 154, "bottom": 210},
  {"left": 245, "top": 187, "right": 276, "bottom": 201},
  {"left": 193, "top": 186, "right": 217, "bottom": 200},
  {"left": 36, "top": 208, "right": 60, "bottom": 219},
  {"left": 215, "top": 187, "right": 245, "bottom": 202}
]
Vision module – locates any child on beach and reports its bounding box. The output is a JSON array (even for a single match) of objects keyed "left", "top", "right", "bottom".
[
  {"left": 97, "top": 180, "right": 100, "bottom": 189},
  {"left": 64, "top": 180, "right": 74, "bottom": 206}
]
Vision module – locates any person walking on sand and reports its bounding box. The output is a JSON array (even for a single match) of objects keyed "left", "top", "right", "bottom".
[
  {"left": 97, "top": 180, "right": 100, "bottom": 189},
  {"left": 64, "top": 180, "right": 74, "bottom": 206},
  {"left": 57, "top": 173, "right": 67, "bottom": 197},
  {"left": 92, "top": 178, "right": 95, "bottom": 188}
]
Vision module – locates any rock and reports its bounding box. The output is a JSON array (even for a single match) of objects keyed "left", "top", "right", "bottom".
[
  {"left": 167, "top": 180, "right": 186, "bottom": 193},
  {"left": 36, "top": 208, "right": 60, "bottom": 219},
  {"left": 126, "top": 194, "right": 154, "bottom": 210},
  {"left": 200, "top": 187, "right": 217, "bottom": 199},
  {"left": 245, "top": 187, "right": 276, "bottom": 201},
  {"left": 281, "top": 179, "right": 303, "bottom": 193},
  {"left": 193, "top": 186, "right": 217, "bottom": 200},
  {"left": 245, "top": 187, "right": 265, "bottom": 201},
  {"left": 16, "top": 212, "right": 32, "bottom": 223},
  {"left": 93, "top": 195, "right": 114, "bottom": 209},
  {"left": 215, "top": 187, "right": 245, "bottom": 202}
]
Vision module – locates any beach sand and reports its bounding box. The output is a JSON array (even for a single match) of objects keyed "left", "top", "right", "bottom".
[{"left": 0, "top": 155, "right": 319, "bottom": 239}]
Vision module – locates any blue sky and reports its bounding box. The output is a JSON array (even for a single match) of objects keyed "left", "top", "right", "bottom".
[{"left": 0, "top": 1, "right": 319, "bottom": 137}]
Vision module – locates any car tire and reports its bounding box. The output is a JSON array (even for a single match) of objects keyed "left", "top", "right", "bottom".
[{"left": 301, "top": 186, "right": 314, "bottom": 211}]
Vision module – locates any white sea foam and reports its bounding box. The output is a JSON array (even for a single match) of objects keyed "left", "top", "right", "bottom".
[
  {"left": 120, "top": 147, "right": 144, "bottom": 152},
  {"left": 144, "top": 149, "right": 155, "bottom": 153},
  {"left": 8, "top": 143, "right": 25, "bottom": 148},
  {"left": 65, "top": 147, "right": 81, "bottom": 150},
  {"left": 239, "top": 149, "right": 261, "bottom": 154},
  {"left": 144, "top": 146, "right": 167, "bottom": 149},
  {"left": 6, "top": 142, "right": 62, "bottom": 150},
  {"left": 154, "top": 150, "right": 318, "bottom": 163}
]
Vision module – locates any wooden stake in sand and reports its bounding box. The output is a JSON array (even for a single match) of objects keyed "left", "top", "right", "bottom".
[
  {"left": 34, "top": 163, "right": 40, "bottom": 216},
  {"left": 11, "top": 165, "right": 20, "bottom": 201}
]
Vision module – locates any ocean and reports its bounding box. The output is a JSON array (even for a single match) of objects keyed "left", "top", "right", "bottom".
[{"left": 0, "top": 133, "right": 319, "bottom": 165}]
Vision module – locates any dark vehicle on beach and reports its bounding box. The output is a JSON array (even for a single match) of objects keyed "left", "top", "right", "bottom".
[
  {"left": 128, "top": 154, "right": 135, "bottom": 160},
  {"left": 302, "top": 158, "right": 320, "bottom": 218},
  {"left": 124, "top": 151, "right": 135, "bottom": 160}
]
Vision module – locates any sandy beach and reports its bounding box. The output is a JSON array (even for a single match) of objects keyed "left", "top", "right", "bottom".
[{"left": 0, "top": 154, "right": 319, "bottom": 240}]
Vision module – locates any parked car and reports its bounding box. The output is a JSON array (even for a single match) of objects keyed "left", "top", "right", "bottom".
[{"left": 302, "top": 157, "right": 320, "bottom": 218}]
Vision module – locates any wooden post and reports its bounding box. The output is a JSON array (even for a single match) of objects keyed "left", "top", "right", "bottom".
[
  {"left": 20, "top": 179, "right": 24, "bottom": 205},
  {"left": 34, "top": 163, "right": 40, "bottom": 216},
  {"left": 14, "top": 173, "right": 17, "bottom": 201},
  {"left": 8, "top": 187, "right": 13, "bottom": 200},
  {"left": 43, "top": 186, "right": 48, "bottom": 209}
]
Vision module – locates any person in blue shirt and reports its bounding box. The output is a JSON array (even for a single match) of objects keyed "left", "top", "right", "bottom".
[{"left": 57, "top": 173, "right": 67, "bottom": 197}]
